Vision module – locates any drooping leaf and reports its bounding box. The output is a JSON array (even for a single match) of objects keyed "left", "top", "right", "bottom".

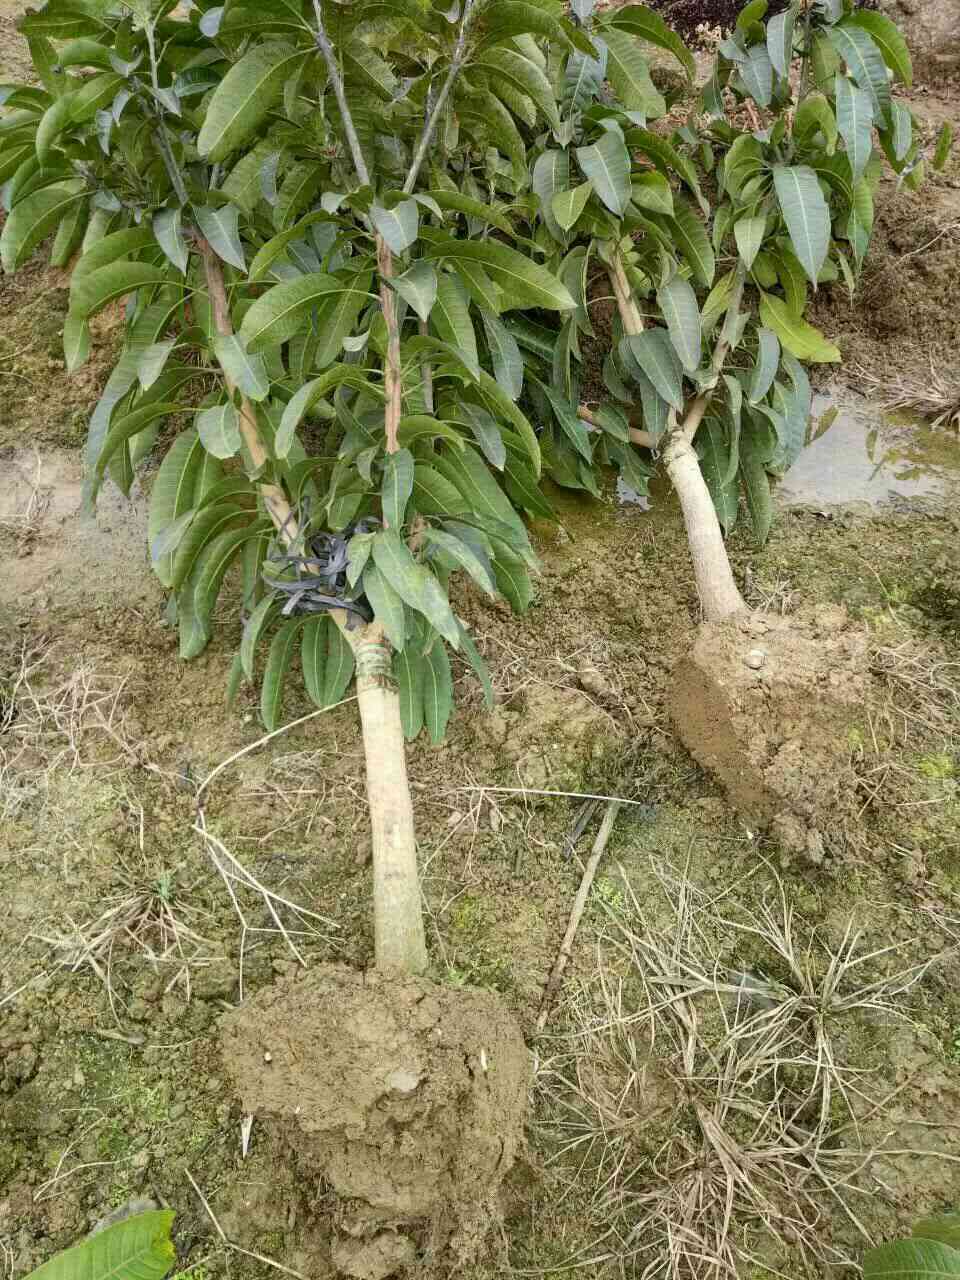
[
  {"left": 153, "top": 206, "right": 189, "bottom": 274},
  {"left": 605, "top": 4, "right": 695, "bottom": 77},
  {"left": 212, "top": 333, "right": 270, "bottom": 402},
  {"left": 740, "top": 429, "right": 774, "bottom": 546},
  {"left": 841, "top": 10, "right": 911, "bottom": 87},
  {"left": 626, "top": 329, "right": 684, "bottom": 410},
  {"left": 834, "top": 73, "right": 874, "bottom": 182},
  {"left": 314, "top": 266, "right": 374, "bottom": 369},
  {"left": 532, "top": 147, "right": 570, "bottom": 243},
  {"left": 912, "top": 1215, "right": 960, "bottom": 1251},
  {"left": 766, "top": 4, "right": 797, "bottom": 78},
  {"left": 381, "top": 447, "right": 415, "bottom": 530},
  {"left": 394, "top": 640, "right": 426, "bottom": 740},
  {"left": 195, "top": 203, "right": 246, "bottom": 271},
  {"left": 24, "top": 1210, "right": 176, "bottom": 1280},
  {"left": 657, "top": 272, "right": 701, "bottom": 373},
  {"left": 698, "top": 416, "right": 739, "bottom": 535},
  {"left": 260, "top": 618, "right": 302, "bottom": 730},
  {"left": 138, "top": 340, "right": 178, "bottom": 391},
  {"left": 370, "top": 199, "right": 419, "bottom": 254},
  {"left": 431, "top": 272, "right": 479, "bottom": 376},
  {"left": 576, "top": 131, "right": 632, "bottom": 217},
  {"left": 759, "top": 291, "right": 840, "bottom": 361},
  {"left": 421, "top": 637, "right": 453, "bottom": 744},
  {"left": 473, "top": 49, "right": 561, "bottom": 130},
  {"left": 363, "top": 562, "right": 406, "bottom": 650},
  {"left": 826, "top": 25, "right": 891, "bottom": 125},
  {"left": 198, "top": 42, "right": 307, "bottom": 161},
  {"left": 480, "top": 310, "right": 524, "bottom": 399},
  {"left": 0, "top": 180, "right": 84, "bottom": 272},
  {"left": 734, "top": 215, "right": 765, "bottom": 269},
  {"left": 748, "top": 327, "right": 781, "bottom": 404},
  {"left": 372, "top": 530, "right": 459, "bottom": 647},
  {"left": 390, "top": 261, "right": 437, "bottom": 323},
  {"left": 740, "top": 43, "right": 774, "bottom": 106},
  {"left": 424, "top": 528, "right": 497, "bottom": 597},
  {"left": 602, "top": 27, "right": 665, "bottom": 116},
  {"left": 772, "top": 164, "right": 831, "bottom": 285},
  {"left": 196, "top": 402, "right": 242, "bottom": 459},
  {"left": 422, "top": 239, "right": 575, "bottom": 312}
]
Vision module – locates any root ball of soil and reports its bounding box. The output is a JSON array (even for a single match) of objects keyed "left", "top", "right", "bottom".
[
  {"left": 669, "top": 606, "right": 871, "bottom": 860},
  {"left": 220, "top": 964, "right": 529, "bottom": 1278}
]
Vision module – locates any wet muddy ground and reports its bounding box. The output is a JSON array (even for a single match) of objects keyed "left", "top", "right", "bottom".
[{"left": 1, "top": 5, "right": 960, "bottom": 1279}]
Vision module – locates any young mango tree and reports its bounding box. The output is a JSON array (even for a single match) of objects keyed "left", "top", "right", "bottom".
[
  {"left": 0, "top": 0, "right": 598, "bottom": 973},
  {"left": 512, "top": 0, "right": 922, "bottom": 621}
]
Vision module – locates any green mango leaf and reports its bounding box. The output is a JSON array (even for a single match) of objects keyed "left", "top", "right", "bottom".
[
  {"left": 748, "top": 327, "right": 781, "bottom": 404},
  {"left": 260, "top": 617, "right": 303, "bottom": 730},
  {"left": 198, "top": 42, "right": 307, "bottom": 161},
  {"left": 697, "top": 416, "right": 739, "bottom": 536},
  {"left": 480, "top": 310, "right": 523, "bottom": 399},
  {"left": 24, "top": 1210, "right": 176, "bottom": 1280},
  {"left": 422, "top": 238, "right": 575, "bottom": 312},
  {"left": 149, "top": 430, "right": 205, "bottom": 588},
  {"left": 657, "top": 272, "right": 701, "bottom": 373},
  {"left": 195, "top": 203, "right": 246, "bottom": 271},
  {"left": 390, "top": 260, "right": 437, "bottom": 323},
  {"left": 740, "top": 43, "right": 773, "bottom": 106},
  {"left": 394, "top": 639, "right": 426, "bottom": 740},
  {"left": 420, "top": 188, "right": 514, "bottom": 237},
  {"left": 478, "top": 1, "right": 569, "bottom": 51},
  {"left": 912, "top": 1215, "right": 960, "bottom": 1251},
  {"left": 759, "top": 291, "right": 840, "bottom": 361},
  {"left": 422, "top": 637, "right": 453, "bottom": 744},
  {"left": 605, "top": 4, "right": 695, "bottom": 77},
  {"left": 827, "top": 25, "right": 891, "bottom": 125},
  {"left": 794, "top": 90, "right": 838, "bottom": 150},
  {"left": 381, "top": 447, "right": 414, "bottom": 530},
  {"left": 179, "top": 527, "right": 257, "bottom": 659},
  {"left": 276, "top": 365, "right": 378, "bottom": 457},
  {"left": 35, "top": 93, "right": 76, "bottom": 165},
  {"left": 841, "top": 10, "right": 911, "bottom": 87},
  {"left": 933, "top": 121, "right": 955, "bottom": 172},
  {"left": 63, "top": 311, "right": 91, "bottom": 372},
  {"left": 533, "top": 147, "right": 571, "bottom": 243},
  {"left": 626, "top": 329, "right": 684, "bottom": 410},
  {"left": 424, "top": 528, "right": 497, "bottom": 597},
  {"left": 196, "top": 402, "right": 242, "bottom": 459},
  {"left": 71, "top": 228, "right": 156, "bottom": 297},
  {"left": 371, "top": 199, "right": 419, "bottom": 254},
  {"left": 314, "top": 266, "right": 374, "bottom": 369},
  {"left": 631, "top": 171, "right": 674, "bottom": 216},
  {"left": 734, "top": 214, "right": 765, "bottom": 269},
  {"left": 602, "top": 27, "right": 665, "bottom": 116},
  {"left": 86, "top": 402, "right": 181, "bottom": 507},
  {"left": 766, "top": 4, "right": 797, "bottom": 78},
  {"left": 363, "top": 562, "right": 407, "bottom": 650},
  {"left": 772, "top": 164, "right": 830, "bottom": 285},
  {"left": 372, "top": 530, "right": 460, "bottom": 647},
  {"left": 576, "top": 131, "right": 632, "bottom": 217},
  {"left": 138, "top": 340, "right": 178, "bottom": 391},
  {"left": 552, "top": 182, "right": 593, "bottom": 233},
  {"left": 473, "top": 48, "right": 560, "bottom": 130},
  {"left": 863, "top": 1238, "right": 960, "bottom": 1280},
  {"left": 834, "top": 73, "right": 874, "bottom": 182},
  {"left": 0, "top": 180, "right": 85, "bottom": 272},
  {"left": 238, "top": 272, "right": 349, "bottom": 351},
  {"left": 240, "top": 596, "right": 279, "bottom": 680},
  {"left": 71, "top": 260, "right": 175, "bottom": 319},
  {"left": 212, "top": 333, "right": 270, "bottom": 402},
  {"left": 412, "top": 464, "right": 469, "bottom": 518},
  {"left": 430, "top": 273, "right": 479, "bottom": 375}
]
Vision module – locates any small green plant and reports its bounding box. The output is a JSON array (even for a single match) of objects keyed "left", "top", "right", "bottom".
[
  {"left": 24, "top": 1210, "right": 175, "bottom": 1280},
  {"left": 864, "top": 1214, "right": 960, "bottom": 1279}
]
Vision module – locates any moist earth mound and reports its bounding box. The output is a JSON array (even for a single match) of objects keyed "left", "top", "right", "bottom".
[{"left": 220, "top": 964, "right": 529, "bottom": 1279}]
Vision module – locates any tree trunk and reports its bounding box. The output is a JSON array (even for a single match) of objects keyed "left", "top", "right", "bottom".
[
  {"left": 353, "top": 628, "right": 428, "bottom": 973},
  {"left": 662, "top": 434, "right": 746, "bottom": 622}
]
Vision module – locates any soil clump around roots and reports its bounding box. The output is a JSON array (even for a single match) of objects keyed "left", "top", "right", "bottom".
[
  {"left": 219, "top": 964, "right": 529, "bottom": 1279},
  {"left": 670, "top": 605, "right": 871, "bottom": 860}
]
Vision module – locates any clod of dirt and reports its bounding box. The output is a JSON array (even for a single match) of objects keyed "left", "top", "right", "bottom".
[
  {"left": 669, "top": 606, "right": 871, "bottom": 860},
  {"left": 220, "top": 964, "right": 529, "bottom": 1279}
]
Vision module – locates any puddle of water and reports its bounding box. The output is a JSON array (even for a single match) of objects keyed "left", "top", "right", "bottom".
[{"left": 780, "top": 391, "right": 960, "bottom": 509}]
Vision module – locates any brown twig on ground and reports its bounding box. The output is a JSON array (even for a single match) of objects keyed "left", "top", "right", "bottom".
[{"left": 536, "top": 801, "right": 620, "bottom": 1034}]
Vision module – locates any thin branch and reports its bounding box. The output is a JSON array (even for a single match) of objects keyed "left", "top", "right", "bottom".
[
  {"left": 312, "top": 0, "right": 370, "bottom": 186},
  {"left": 578, "top": 405, "right": 655, "bottom": 450},
  {"left": 402, "top": 0, "right": 477, "bottom": 195}
]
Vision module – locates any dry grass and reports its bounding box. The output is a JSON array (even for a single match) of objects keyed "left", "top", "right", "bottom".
[
  {"left": 855, "top": 361, "right": 960, "bottom": 432},
  {"left": 0, "top": 640, "right": 142, "bottom": 820},
  {"left": 535, "top": 857, "right": 941, "bottom": 1280}
]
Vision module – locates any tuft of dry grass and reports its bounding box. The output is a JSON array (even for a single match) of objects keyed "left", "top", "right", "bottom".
[
  {"left": 854, "top": 360, "right": 960, "bottom": 432},
  {"left": 535, "top": 857, "right": 943, "bottom": 1280}
]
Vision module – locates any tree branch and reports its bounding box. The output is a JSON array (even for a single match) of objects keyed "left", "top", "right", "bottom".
[
  {"left": 312, "top": 0, "right": 371, "bottom": 186},
  {"left": 578, "top": 405, "right": 655, "bottom": 450},
  {"left": 402, "top": 0, "right": 476, "bottom": 196}
]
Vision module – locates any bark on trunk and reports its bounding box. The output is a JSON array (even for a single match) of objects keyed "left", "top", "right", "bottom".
[
  {"left": 662, "top": 434, "right": 746, "bottom": 622},
  {"left": 354, "top": 630, "right": 429, "bottom": 974}
]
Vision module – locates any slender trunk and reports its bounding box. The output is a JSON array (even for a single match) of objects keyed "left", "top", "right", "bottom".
[
  {"left": 200, "top": 244, "right": 428, "bottom": 973},
  {"left": 662, "top": 435, "right": 745, "bottom": 621},
  {"left": 607, "top": 247, "right": 747, "bottom": 622},
  {"left": 355, "top": 630, "right": 428, "bottom": 973},
  {"left": 377, "top": 239, "right": 402, "bottom": 456}
]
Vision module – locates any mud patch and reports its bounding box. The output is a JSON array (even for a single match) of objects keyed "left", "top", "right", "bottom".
[
  {"left": 220, "top": 964, "right": 529, "bottom": 1278},
  {"left": 669, "top": 605, "right": 871, "bottom": 859}
]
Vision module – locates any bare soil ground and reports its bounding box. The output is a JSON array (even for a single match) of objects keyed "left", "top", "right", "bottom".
[{"left": 2, "top": 5, "right": 960, "bottom": 1280}]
